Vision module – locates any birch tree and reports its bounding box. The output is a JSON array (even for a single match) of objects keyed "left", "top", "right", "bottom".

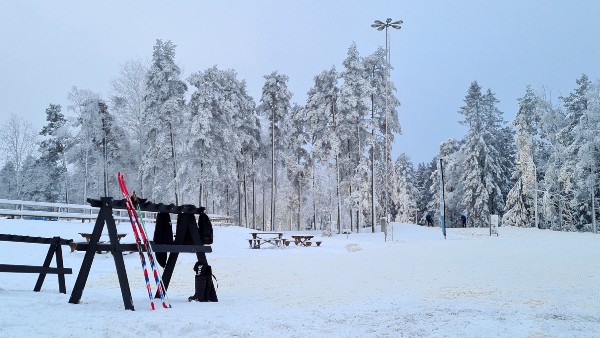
[
  {"left": 111, "top": 58, "right": 149, "bottom": 195},
  {"left": 0, "top": 114, "right": 36, "bottom": 199}
]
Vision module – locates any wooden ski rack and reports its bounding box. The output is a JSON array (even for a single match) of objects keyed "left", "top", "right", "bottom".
[{"left": 68, "top": 197, "right": 211, "bottom": 311}]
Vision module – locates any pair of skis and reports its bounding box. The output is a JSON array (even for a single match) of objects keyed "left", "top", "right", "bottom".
[{"left": 117, "top": 172, "right": 170, "bottom": 310}]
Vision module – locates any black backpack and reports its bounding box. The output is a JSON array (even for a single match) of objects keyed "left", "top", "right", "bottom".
[
  {"left": 188, "top": 262, "right": 218, "bottom": 302},
  {"left": 177, "top": 206, "right": 213, "bottom": 245}
]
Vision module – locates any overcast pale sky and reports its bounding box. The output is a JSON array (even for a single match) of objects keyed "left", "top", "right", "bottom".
[{"left": 1, "top": 0, "right": 599, "bottom": 165}]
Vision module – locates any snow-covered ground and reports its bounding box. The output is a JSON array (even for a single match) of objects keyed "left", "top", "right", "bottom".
[{"left": 1, "top": 218, "right": 599, "bottom": 337}]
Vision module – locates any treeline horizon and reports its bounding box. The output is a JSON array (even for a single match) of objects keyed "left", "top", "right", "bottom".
[{"left": 1, "top": 39, "right": 598, "bottom": 233}]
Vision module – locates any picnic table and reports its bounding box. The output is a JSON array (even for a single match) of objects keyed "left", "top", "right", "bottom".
[
  {"left": 248, "top": 232, "right": 284, "bottom": 249},
  {"left": 290, "top": 235, "right": 315, "bottom": 246},
  {"left": 76, "top": 232, "right": 127, "bottom": 253},
  {"left": 79, "top": 232, "right": 127, "bottom": 243}
]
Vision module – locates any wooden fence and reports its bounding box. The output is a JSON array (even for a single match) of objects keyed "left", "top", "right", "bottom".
[{"left": 0, "top": 198, "right": 234, "bottom": 225}]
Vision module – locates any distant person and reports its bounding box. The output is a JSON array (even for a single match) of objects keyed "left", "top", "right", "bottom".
[
  {"left": 461, "top": 214, "right": 467, "bottom": 227},
  {"left": 426, "top": 214, "right": 433, "bottom": 227}
]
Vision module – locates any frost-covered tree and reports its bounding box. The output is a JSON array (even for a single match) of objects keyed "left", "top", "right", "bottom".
[
  {"left": 282, "top": 104, "right": 310, "bottom": 230},
  {"left": 66, "top": 87, "right": 100, "bottom": 202},
  {"left": 428, "top": 139, "right": 462, "bottom": 226},
  {"left": 35, "top": 104, "right": 70, "bottom": 202},
  {"left": 414, "top": 159, "right": 436, "bottom": 224},
  {"left": 305, "top": 67, "right": 343, "bottom": 232},
  {"left": 111, "top": 58, "right": 149, "bottom": 195},
  {"left": 66, "top": 88, "right": 128, "bottom": 201},
  {"left": 481, "top": 89, "right": 514, "bottom": 214},
  {"left": 259, "top": 71, "right": 292, "bottom": 230},
  {"left": 556, "top": 74, "right": 597, "bottom": 230},
  {"left": 0, "top": 161, "right": 17, "bottom": 199},
  {"left": 187, "top": 66, "right": 260, "bottom": 222},
  {"left": 144, "top": 39, "right": 187, "bottom": 204},
  {"left": 504, "top": 86, "right": 540, "bottom": 227},
  {"left": 364, "top": 47, "right": 401, "bottom": 221},
  {"left": 390, "top": 153, "right": 417, "bottom": 223},
  {"left": 0, "top": 114, "right": 37, "bottom": 199},
  {"left": 537, "top": 92, "right": 568, "bottom": 230},
  {"left": 457, "top": 82, "right": 509, "bottom": 226},
  {"left": 338, "top": 46, "right": 372, "bottom": 232}
]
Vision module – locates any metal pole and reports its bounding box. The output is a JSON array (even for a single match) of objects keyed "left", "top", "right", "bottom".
[
  {"left": 592, "top": 165, "right": 597, "bottom": 234},
  {"left": 372, "top": 18, "right": 402, "bottom": 231},
  {"left": 591, "top": 183, "right": 596, "bottom": 234},
  {"left": 384, "top": 24, "right": 390, "bottom": 224}
]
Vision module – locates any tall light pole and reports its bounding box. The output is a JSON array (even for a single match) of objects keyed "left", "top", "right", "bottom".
[{"left": 372, "top": 18, "right": 402, "bottom": 227}]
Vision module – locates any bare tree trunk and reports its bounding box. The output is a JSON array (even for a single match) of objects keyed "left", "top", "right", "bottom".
[
  {"left": 83, "top": 149, "right": 89, "bottom": 203},
  {"left": 139, "top": 138, "right": 144, "bottom": 196},
  {"left": 252, "top": 154, "right": 256, "bottom": 230},
  {"left": 271, "top": 114, "right": 276, "bottom": 232},
  {"left": 62, "top": 154, "right": 69, "bottom": 204},
  {"left": 237, "top": 161, "right": 242, "bottom": 226},
  {"left": 335, "top": 154, "right": 341, "bottom": 233},
  {"left": 371, "top": 92, "right": 376, "bottom": 233},
  {"left": 103, "top": 135, "right": 108, "bottom": 197},
  {"left": 243, "top": 161, "right": 249, "bottom": 228},
  {"left": 298, "top": 176, "right": 302, "bottom": 231},
  {"left": 312, "top": 161, "right": 317, "bottom": 230},
  {"left": 348, "top": 139, "right": 353, "bottom": 232},
  {"left": 349, "top": 184, "right": 353, "bottom": 232},
  {"left": 152, "top": 165, "right": 156, "bottom": 201},
  {"left": 199, "top": 182, "right": 203, "bottom": 207},
  {"left": 198, "top": 160, "right": 204, "bottom": 207},
  {"left": 168, "top": 122, "right": 179, "bottom": 205},
  {"left": 225, "top": 184, "right": 229, "bottom": 216},
  {"left": 262, "top": 184, "right": 266, "bottom": 231},
  {"left": 356, "top": 123, "right": 361, "bottom": 233},
  {"left": 329, "top": 173, "right": 333, "bottom": 231}
]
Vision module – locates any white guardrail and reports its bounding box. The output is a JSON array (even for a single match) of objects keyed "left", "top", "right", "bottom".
[
  {"left": 0, "top": 198, "right": 234, "bottom": 225},
  {"left": 0, "top": 198, "right": 135, "bottom": 222}
]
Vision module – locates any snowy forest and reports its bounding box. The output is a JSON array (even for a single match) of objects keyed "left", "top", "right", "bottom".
[{"left": 1, "top": 39, "right": 599, "bottom": 234}]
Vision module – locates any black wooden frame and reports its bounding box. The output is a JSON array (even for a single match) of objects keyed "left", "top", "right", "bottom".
[
  {"left": 0, "top": 234, "right": 73, "bottom": 294},
  {"left": 68, "top": 197, "right": 211, "bottom": 310}
]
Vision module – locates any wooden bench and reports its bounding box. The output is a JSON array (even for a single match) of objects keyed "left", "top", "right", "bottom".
[{"left": 0, "top": 234, "right": 73, "bottom": 294}]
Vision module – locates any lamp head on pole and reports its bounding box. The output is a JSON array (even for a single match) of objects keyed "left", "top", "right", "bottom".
[
  {"left": 372, "top": 18, "right": 403, "bottom": 31},
  {"left": 371, "top": 20, "right": 386, "bottom": 31},
  {"left": 390, "top": 20, "right": 403, "bottom": 30}
]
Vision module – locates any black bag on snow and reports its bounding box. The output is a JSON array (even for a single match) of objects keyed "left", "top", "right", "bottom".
[
  {"left": 188, "top": 262, "right": 218, "bottom": 302},
  {"left": 153, "top": 212, "right": 174, "bottom": 267}
]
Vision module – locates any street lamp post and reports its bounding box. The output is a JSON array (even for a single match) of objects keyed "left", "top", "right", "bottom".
[{"left": 372, "top": 17, "right": 402, "bottom": 228}]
